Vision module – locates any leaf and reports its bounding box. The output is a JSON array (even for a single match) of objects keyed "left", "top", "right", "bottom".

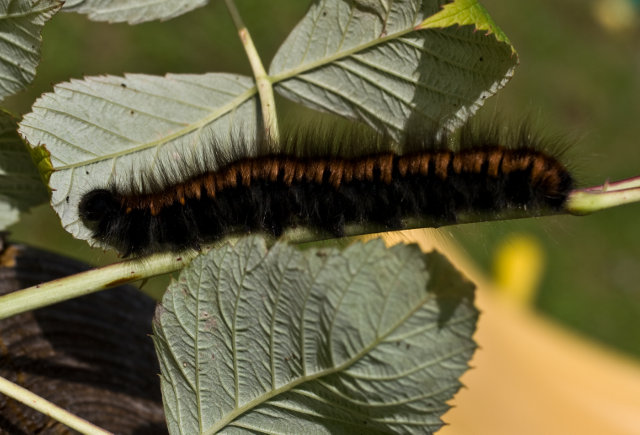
[
  {"left": 153, "top": 236, "right": 478, "bottom": 434},
  {"left": 270, "top": 0, "right": 517, "bottom": 140},
  {"left": 0, "top": 0, "right": 62, "bottom": 102},
  {"left": 61, "top": 0, "right": 207, "bottom": 24},
  {"left": 0, "top": 111, "right": 48, "bottom": 230},
  {"left": 18, "top": 73, "right": 259, "bottom": 246}
]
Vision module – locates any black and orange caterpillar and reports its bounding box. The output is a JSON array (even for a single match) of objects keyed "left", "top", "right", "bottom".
[{"left": 79, "top": 125, "right": 573, "bottom": 256}]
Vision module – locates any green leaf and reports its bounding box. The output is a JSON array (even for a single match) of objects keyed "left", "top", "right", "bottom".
[
  {"left": 153, "top": 236, "right": 478, "bottom": 434},
  {"left": 18, "top": 73, "right": 259, "bottom": 247},
  {"left": 0, "top": 0, "right": 62, "bottom": 102},
  {"left": 62, "top": 0, "right": 207, "bottom": 24},
  {"left": 270, "top": 0, "right": 517, "bottom": 140},
  {"left": 417, "top": 0, "right": 512, "bottom": 48},
  {"left": 0, "top": 111, "right": 48, "bottom": 230}
]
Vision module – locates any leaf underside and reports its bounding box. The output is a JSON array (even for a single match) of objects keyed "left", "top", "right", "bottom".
[
  {"left": 153, "top": 236, "right": 478, "bottom": 434},
  {"left": 0, "top": 0, "right": 62, "bottom": 102},
  {"left": 61, "top": 0, "right": 208, "bottom": 24},
  {"left": 18, "top": 73, "right": 259, "bottom": 243},
  {"left": 270, "top": 0, "right": 517, "bottom": 141}
]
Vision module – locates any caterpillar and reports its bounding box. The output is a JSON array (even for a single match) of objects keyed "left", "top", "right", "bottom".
[{"left": 78, "top": 125, "right": 574, "bottom": 256}]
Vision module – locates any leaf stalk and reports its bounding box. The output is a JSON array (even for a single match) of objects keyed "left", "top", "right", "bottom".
[{"left": 222, "top": 0, "right": 280, "bottom": 142}]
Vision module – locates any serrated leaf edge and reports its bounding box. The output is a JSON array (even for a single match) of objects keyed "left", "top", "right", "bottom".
[{"left": 416, "top": 0, "right": 513, "bottom": 50}]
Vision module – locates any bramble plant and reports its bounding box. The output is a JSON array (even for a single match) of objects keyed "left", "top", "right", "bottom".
[{"left": 0, "top": 1, "right": 639, "bottom": 433}]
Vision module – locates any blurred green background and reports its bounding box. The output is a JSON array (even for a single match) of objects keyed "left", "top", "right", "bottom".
[{"left": 5, "top": 1, "right": 640, "bottom": 357}]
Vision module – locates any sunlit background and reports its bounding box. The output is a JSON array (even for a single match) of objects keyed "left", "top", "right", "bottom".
[
  {"left": 451, "top": 0, "right": 640, "bottom": 358},
  {"left": 5, "top": 0, "right": 640, "bottom": 431}
]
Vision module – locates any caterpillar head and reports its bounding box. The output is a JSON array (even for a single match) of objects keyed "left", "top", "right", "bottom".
[{"left": 78, "top": 189, "right": 121, "bottom": 226}]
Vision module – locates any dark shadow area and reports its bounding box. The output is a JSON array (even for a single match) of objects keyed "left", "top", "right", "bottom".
[{"left": 0, "top": 239, "right": 167, "bottom": 434}]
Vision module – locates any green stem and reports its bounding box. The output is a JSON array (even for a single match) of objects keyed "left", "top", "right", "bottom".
[
  {"left": 223, "top": 0, "right": 280, "bottom": 142},
  {"left": 566, "top": 175, "right": 640, "bottom": 215},
  {"left": 0, "top": 376, "right": 112, "bottom": 435},
  {"left": 0, "top": 250, "right": 199, "bottom": 319}
]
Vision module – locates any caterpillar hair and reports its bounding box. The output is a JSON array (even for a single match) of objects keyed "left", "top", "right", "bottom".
[{"left": 78, "top": 123, "right": 574, "bottom": 256}]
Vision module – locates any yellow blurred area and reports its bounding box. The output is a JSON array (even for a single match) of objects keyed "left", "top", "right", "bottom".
[
  {"left": 493, "top": 234, "right": 545, "bottom": 306},
  {"left": 593, "top": 0, "right": 639, "bottom": 32},
  {"left": 377, "top": 230, "right": 640, "bottom": 435}
]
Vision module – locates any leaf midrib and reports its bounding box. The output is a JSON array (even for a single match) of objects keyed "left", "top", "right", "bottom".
[
  {"left": 50, "top": 85, "right": 258, "bottom": 171},
  {"left": 269, "top": 23, "right": 423, "bottom": 85}
]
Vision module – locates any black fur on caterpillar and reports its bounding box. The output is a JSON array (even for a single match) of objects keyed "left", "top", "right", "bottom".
[{"left": 78, "top": 123, "right": 574, "bottom": 256}]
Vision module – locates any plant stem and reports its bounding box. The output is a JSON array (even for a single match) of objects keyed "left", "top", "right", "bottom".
[
  {"left": 566, "top": 175, "right": 640, "bottom": 215},
  {"left": 223, "top": 0, "right": 280, "bottom": 142},
  {"left": 0, "top": 376, "right": 112, "bottom": 435},
  {"left": 0, "top": 250, "right": 198, "bottom": 319}
]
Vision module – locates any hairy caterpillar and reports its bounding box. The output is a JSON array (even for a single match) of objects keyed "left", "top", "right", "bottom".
[{"left": 78, "top": 124, "right": 574, "bottom": 256}]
